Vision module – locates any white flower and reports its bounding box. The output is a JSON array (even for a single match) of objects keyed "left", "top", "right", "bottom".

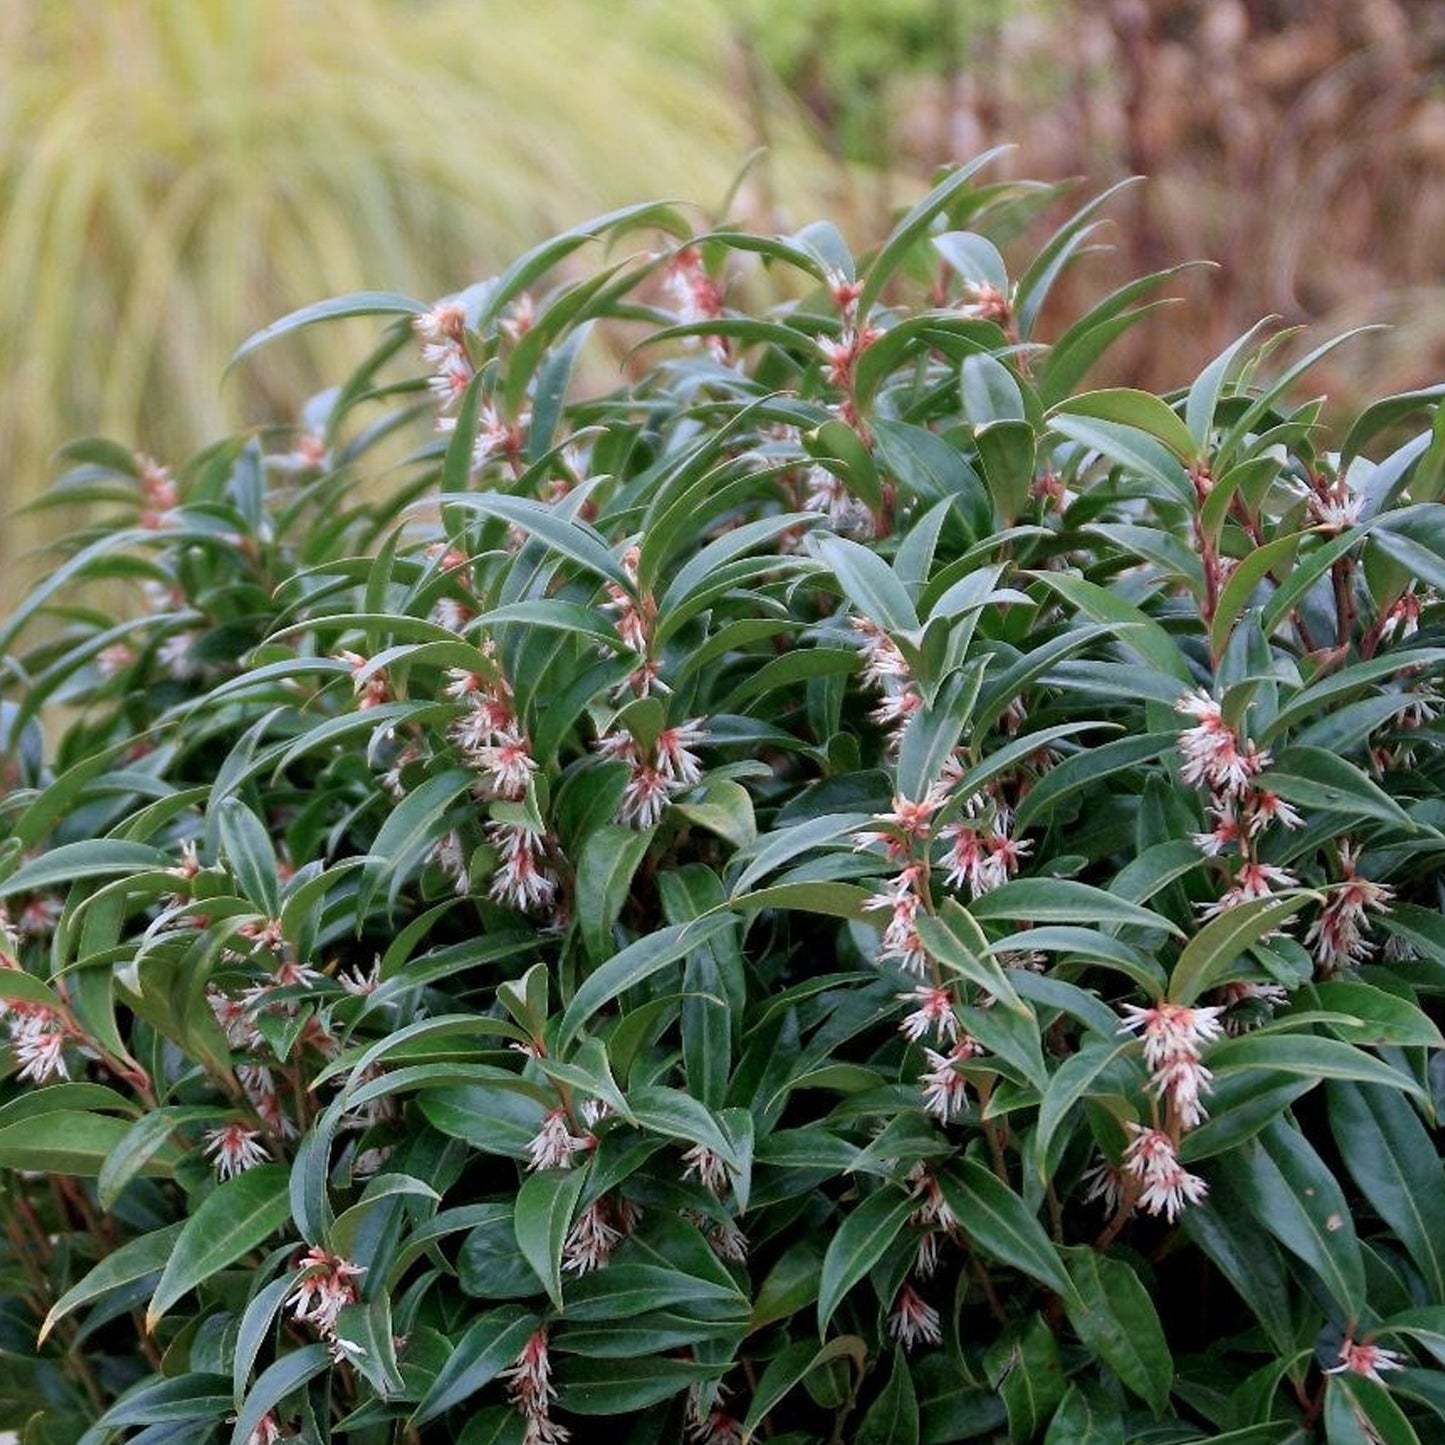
[
  {"left": 897, "top": 985, "right": 959, "bottom": 1044},
  {"left": 1242, "top": 789, "right": 1305, "bottom": 836},
  {"left": 203, "top": 1123, "right": 270, "bottom": 1179},
  {"left": 704, "top": 1217, "right": 749, "bottom": 1263},
  {"left": 655, "top": 718, "right": 708, "bottom": 786},
  {"left": 335, "top": 650, "right": 390, "bottom": 709},
  {"left": 245, "top": 1413, "right": 286, "bottom": 1445},
  {"left": 1122, "top": 1124, "right": 1208, "bottom": 1221},
  {"left": 471, "top": 732, "right": 537, "bottom": 799},
  {"left": 906, "top": 1162, "right": 960, "bottom": 1233},
  {"left": 1305, "top": 845, "right": 1393, "bottom": 974},
  {"left": 1081, "top": 1157, "right": 1127, "bottom": 1214},
  {"left": 337, "top": 957, "right": 382, "bottom": 996},
  {"left": 1120, "top": 1001, "right": 1226, "bottom": 1060},
  {"left": 9, "top": 1007, "right": 69, "bottom": 1083},
  {"left": 803, "top": 466, "right": 873, "bottom": 536},
  {"left": 959, "top": 280, "right": 1013, "bottom": 326},
  {"left": 527, "top": 1108, "right": 590, "bottom": 1172},
  {"left": 414, "top": 301, "right": 467, "bottom": 346},
  {"left": 158, "top": 631, "right": 202, "bottom": 680},
  {"left": 618, "top": 764, "right": 672, "bottom": 829},
  {"left": 888, "top": 1283, "right": 942, "bottom": 1350},
  {"left": 428, "top": 830, "right": 469, "bottom": 892},
  {"left": 919, "top": 1037, "right": 982, "bottom": 1122},
  {"left": 487, "top": 824, "right": 557, "bottom": 914},
  {"left": 287, "top": 1248, "right": 364, "bottom": 1338},
  {"left": 664, "top": 247, "right": 725, "bottom": 326},
  {"left": 866, "top": 871, "right": 929, "bottom": 977},
  {"left": 1198, "top": 861, "right": 1298, "bottom": 920},
  {"left": 1176, "top": 691, "right": 1271, "bottom": 796},
  {"left": 237, "top": 1065, "right": 297, "bottom": 1140},
  {"left": 1326, "top": 1336, "right": 1406, "bottom": 1385},
  {"left": 501, "top": 1326, "right": 568, "bottom": 1444},
  {"left": 681, "top": 1144, "right": 729, "bottom": 1195},
  {"left": 562, "top": 1200, "right": 621, "bottom": 1275}
]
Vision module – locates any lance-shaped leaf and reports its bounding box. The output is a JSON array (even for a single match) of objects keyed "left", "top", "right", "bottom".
[
  {"left": 818, "top": 1187, "right": 916, "bottom": 1334},
  {"left": 147, "top": 1164, "right": 293, "bottom": 1330},
  {"left": 514, "top": 1165, "right": 589, "bottom": 1308},
  {"left": 939, "top": 1159, "right": 1072, "bottom": 1297}
]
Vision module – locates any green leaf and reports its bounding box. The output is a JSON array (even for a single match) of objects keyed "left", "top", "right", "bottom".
[
  {"left": 214, "top": 798, "right": 279, "bottom": 917},
  {"left": 741, "top": 1337, "right": 866, "bottom": 1442},
  {"left": 1328, "top": 1082, "right": 1445, "bottom": 1298},
  {"left": 858, "top": 1347, "right": 920, "bottom": 1445},
  {"left": 334, "top": 1295, "right": 405, "bottom": 1399},
  {"left": 513, "top": 1165, "right": 589, "bottom": 1308},
  {"left": 0, "top": 839, "right": 171, "bottom": 898},
  {"left": 229, "top": 1344, "right": 332, "bottom": 1445},
  {"left": 872, "top": 419, "right": 991, "bottom": 537},
  {"left": 1013, "top": 733, "right": 1176, "bottom": 833},
  {"left": 559, "top": 913, "right": 738, "bottom": 1048},
  {"left": 1215, "top": 1117, "right": 1365, "bottom": 1318},
  {"left": 1325, "top": 1372, "right": 1421, "bottom": 1445},
  {"left": 657, "top": 512, "right": 818, "bottom": 633},
  {"left": 147, "top": 1164, "right": 292, "bottom": 1329},
  {"left": 939, "top": 1159, "right": 1072, "bottom": 1296},
  {"left": 0, "top": 1111, "right": 163, "bottom": 1177},
  {"left": 441, "top": 491, "right": 628, "bottom": 588},
  {"left": 817, "top": 1187, "right": 916, "bottom": 1333},
  {"left": 556, "top": 1355, "right": 724, "bottom": 1415},
  {"left": 232, "top": 1275, "right": 295, "bottom": 1406},
  {"left": 1049, "top": 413, "right": 1192, "bottom": 507},
  {"left": 1341, "top": 383, "right": 1445, "bottom": 466},
  {"left": 39, "top": 1222, "right": 185, "bottom": 1345},
  {"left": 896, "top": 661, "right": 986, "bottom": 802},
  {"left": 1209, "top": 1034, "right": 1427, "bottom": 1102},
  {"left": 1029, "top": 571, "right": 1192, "bottom": 682},
  {"left": 1311, "top": 981, "right": 1443, "bottom": 1048},
  {"left": 915, "top": 899, "right": 1027, "bottom": 1012},
  {"left": 1169, "top": 893, "right": 1312, "bottom": 1005},
  {"left": 358, "top": 767, "right": 477, "bottom": 918},
  {"left": 973, "top": 419, "right": 1036, "bottom": 526},
  {"left": 1043, "top": 1383, "right": 1125, "bottom": 1444},
  {"left": 1179, "top": 1187, "right": 1296, "bottom": 1357},
  {"left": 811, "top": 532, "right": 919, "bottom": 633},
  {"left": 748, "top": 1240, "right": 830, "bottom": 1333},
  {"left": 1016, "top": 178, "right": 1140, "bottom": 339},
  {"left": 412, "top": 1306, "right": 537, "bottom": 1425},
  {"left": 229, "top": 291, "right": 423, "bottom": 368},
  {"left": 962, "top": 353, "right": 1027, "bottom": 424},
  {"left": 576, "top": 823, "right": 655, "bottom": 963},
  {"left": 1210, "top": 531, "right": 1308, "bottom": 661},
  {"left": 627, "top": 1086, "right": 739, "bottom": 1169},
  {"left": 857, "top": 149, "right": 1010, "bottom": 319},
  {"left": 441, "top": 367, "right": 488, "bottom": 497},
  {"left": 987, "top": 1312, "right": 1066, "bottom": 1444},
  {"left": 731, "top": 813, "right": 869, "bottom": 898},
  {"left": 934, "top": 230, "right": 1008, "bottom": 291},
  {"left": 1061, "top": 1247, "right": 1172, "bottom": 1413},
  {"left": 98, "top": 1106, "right": 217, "bottom": 1209},
  {"left": 1034, "top": 1041, "right": 1136, "bottom": 1181},
  {"left": 1053, "top": 388, "right": 1197, "bottom": 461},
  {"left": 969, "top": 878, "right": 1180, "bottom": 937},
  {"left": 1266, "top": 747, "right": 1417, "bottom": 831},
  {"left": 1186, "top": 320, "right": 1277, "bottom": 454},
  {"left": 732, "top": 880, "right": 874, "bottom": 921},
  {"left": 672, "top": 778, "right": 757, "bottom": 850}
]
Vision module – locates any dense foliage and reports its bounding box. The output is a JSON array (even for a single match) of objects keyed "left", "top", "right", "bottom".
[{"left": 3, "top": 157, "right": 1445, "bottom": 1444}]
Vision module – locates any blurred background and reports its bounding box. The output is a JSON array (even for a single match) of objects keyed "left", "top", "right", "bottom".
[{"left": 2, "top": 0, "right": 1443, "bottom": 612}]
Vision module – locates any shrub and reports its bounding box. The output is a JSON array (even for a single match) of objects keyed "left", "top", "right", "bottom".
[{"left": 2, "top": 155, "right": 1445, "bottom": 1445}]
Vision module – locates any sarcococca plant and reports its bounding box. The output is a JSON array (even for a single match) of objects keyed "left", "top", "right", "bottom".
[{"left": 2, "top": 154, "right": 1445, "bottom": 1444}]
